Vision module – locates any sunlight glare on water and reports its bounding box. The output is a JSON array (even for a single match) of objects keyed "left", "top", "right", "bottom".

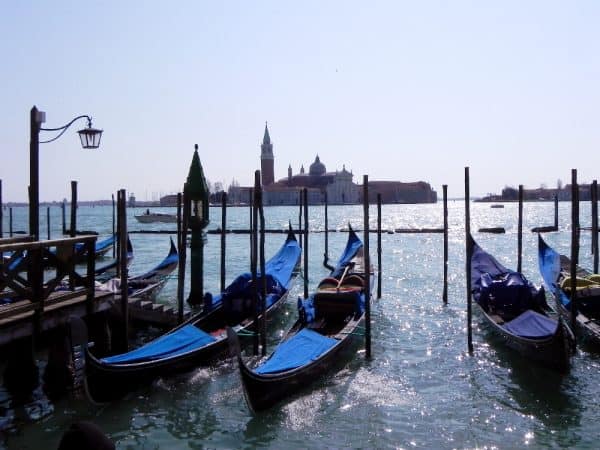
[{"left": 3, "top": 201, "right": 600, "bottom": 448}]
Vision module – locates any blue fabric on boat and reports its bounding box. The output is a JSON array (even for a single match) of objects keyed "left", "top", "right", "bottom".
[
  {"left": 263, "top": 237, "right": 302, "bottom": 287},
  {"left": 101, "top": 325, "right": 215, "bottom": 364},
  {"left": 255, "top": 328, "right": 338, "bottom": 374},
  {"left": 503, "top": 310, "right": 558, "bottom": 339},
  {"left": 298, "top": 296, "right": 316, "bottom": 323},
  {"left": 537, "top": 236, "right": 569, "bottom": 307},
  {"left": 74, "top": 235, "right": 115, "bottom": 254},
  {"left": 331, "top": 230, "right": 363, "bottom": 279},
  {"left": 471, "top": 238, "right": 544, "bottom": 315},
  {"left": 133, "top": 239, "right": 178, "bottom": 281}
]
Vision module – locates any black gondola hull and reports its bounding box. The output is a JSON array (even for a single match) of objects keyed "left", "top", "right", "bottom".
[{"left": 237, "top": 317, "right": 364, "bottom": 412}]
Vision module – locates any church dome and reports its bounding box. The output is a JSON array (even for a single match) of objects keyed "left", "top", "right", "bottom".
[{"left": 309, "top": 155, "right": 326, "bottom": 176}]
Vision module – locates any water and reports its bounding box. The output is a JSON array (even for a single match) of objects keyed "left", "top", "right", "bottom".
[{"left": 2, "top": 202, "right": 600, "bottom": 449}]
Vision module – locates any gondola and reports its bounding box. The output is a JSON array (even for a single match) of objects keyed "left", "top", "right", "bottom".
[
  {"left": 96, "top": 237, "right": 178, "bottom": 301},
  {"left": 230, "top": 225, "right": 370, "bottom": 412},
  {"left": 78, "top": 228, "right": 301, "bottom": 402},
  {"left": 74, "top": 234, "right": 115, "bottom": 260},
  {"left": 538, "top": 234, "right": 600, "bottom": 346},
  {"left": 470, "top": 235, "right": 573, "bottom": 372},
  {"left": 94, "top": 237, "right": 134, "bottom": 281}
]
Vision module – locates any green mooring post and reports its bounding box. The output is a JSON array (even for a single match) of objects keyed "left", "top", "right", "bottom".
[{"left": 185, "top": 144, "right": 210, "bottom": 307}]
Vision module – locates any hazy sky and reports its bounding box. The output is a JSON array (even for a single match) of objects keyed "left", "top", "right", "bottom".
[{"left": 1, "top": 1, "right": 599, "bottom": 202}]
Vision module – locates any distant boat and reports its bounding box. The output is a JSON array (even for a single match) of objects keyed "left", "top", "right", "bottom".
[
  {"left": 134, "top": 210, "right": 177, "bottom": 224},
  {"left": 491, "top": 204, "right": 504, "bottom": 208}
]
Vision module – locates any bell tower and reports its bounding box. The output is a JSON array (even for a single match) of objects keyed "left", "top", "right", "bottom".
[{"left": 260, "top": 122, "right": 274, "bottom": 186}]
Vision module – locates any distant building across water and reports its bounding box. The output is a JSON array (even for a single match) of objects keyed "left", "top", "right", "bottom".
[{"left": 227, "top": 123, "right": 437, "bottom": 205}]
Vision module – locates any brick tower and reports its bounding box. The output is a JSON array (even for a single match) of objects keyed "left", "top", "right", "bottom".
[{"left": 260, "top": 122, "right": 274, "bottom": 186}]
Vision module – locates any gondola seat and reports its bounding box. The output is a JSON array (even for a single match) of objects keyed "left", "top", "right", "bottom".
[{"left": 313, "top": 289, "right": 361, "bottom": 321}]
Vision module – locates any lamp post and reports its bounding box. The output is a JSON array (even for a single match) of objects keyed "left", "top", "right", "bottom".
[
  {"left": 29, "top": 105, "right": 102, "bottom": 240},
  {"left": 185, "top": 144, "right": 210, "bottom": 306}
]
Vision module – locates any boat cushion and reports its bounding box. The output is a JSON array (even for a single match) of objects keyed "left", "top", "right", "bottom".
[
  {"left": 101, "top": 325, "right": 216, "bottom": 364},
  {"left": 502, "top": 310, "right": 558, "bottom": 339},
  {"left": 255, "top": 328, "right": 338, "bottom": 374}
]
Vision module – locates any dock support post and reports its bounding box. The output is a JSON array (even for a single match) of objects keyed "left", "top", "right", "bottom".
[
  {"left": 9, "top": 207, "right": 13, "bottom": 236},
  {"left": 363, "top": 175, "right": 372, "bottom": 359},
  {"left": 221, "top": 192, "right": 227, "bottom": 293},
  {"left": 570, "top": 169, "right": 579, "bottom": 335},
  {"left": 517, "top": 185, "right": 523, "bottom": 273},
  {"left": 303, "top": 188, "right": 309, "bottom": 300},
  {"left": 592, "top": 180, "right": 598, "bottom": 273},
  {"left": 377, "top": 193, "right": 382, "bottom": 300},
  {"left": 443, "top": 185, "right": 448, "bottom": 304},
  {"left": 70, "top": 181, "right": 77, "bottom": 237},
  {"left": 465, "top": 167, "right": 473, "bottom": 354}
]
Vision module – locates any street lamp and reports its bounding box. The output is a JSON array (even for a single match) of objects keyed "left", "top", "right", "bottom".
[
  {"left": 185, "top": 144, "right": 210, "bottom": 306},
  {"left": 29, "top": 105, "right": 102, "bottom": 240}
]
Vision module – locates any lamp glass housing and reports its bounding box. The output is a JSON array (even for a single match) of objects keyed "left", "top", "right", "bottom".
[{"left": 78, "top": 126, "right": 103, "bottom": 149}]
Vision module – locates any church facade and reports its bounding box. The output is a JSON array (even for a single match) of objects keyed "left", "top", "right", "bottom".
[{"left": 228, "top": 123, "right": 437, "bottom": 205}]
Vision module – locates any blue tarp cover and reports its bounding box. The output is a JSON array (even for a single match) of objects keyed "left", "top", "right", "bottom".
[
  {"left": 538, "top": 236, "right": 571, "bottom": 308},
  {"left": 471, "top": 238, "right": 544, "bottom": 315},
  {"left": 331, "top": 230, "right": 363, "bottom": 279},
  {"left": 101, "top": 325, "right": 215, "bottom": 364},
  {"left": 255, "top": 328, "right": 338, "bottom": 374},
  {"left": 263, "top": 237, "right": 302, "bottom": 287},
  {"left": 503, "top": 310, "right": 558, "bottom": 339}
]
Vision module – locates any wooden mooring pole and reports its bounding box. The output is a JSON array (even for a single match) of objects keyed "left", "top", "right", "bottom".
[
  {"left": 70, "top": 181, "right": 77, "bottom": 238},
  {"left": 46, "top": 207, "right": 51, "bottom": 240},
  {"left": 570, "top": 169, "right": 579, "bottom": 335},
  {"left": 177, "top": 190, "right": 189, "bottom": 324},
  {"left": 443, "top": 185, "right": 448, "bottom": 304},
  {"left": 323, "top": 191, "right": 333, "bottom": 270},
  {"left": 465, "top": 167, "right": 473, "bottom": 354},
  {"left": 258, "top": 179, "right": 267, "bottom": 356},
  {"left": 176, "top": 191, "right": 182, "bottom": 323},
  {"left": 303, "top": 188, "right": 309, "bottom": 300},
  {"left": 298, "top": 190, "right": 303, "bottom": 249},
  {"left": 517, "top": 185, "right": 523, "bottom": 273},
  {"left": 112, "top": 193, "right": 116, "bottom": 257},
  {"left": 118, "top": 189, "right": 129, "bottom": 351},
  {"left": 554, "top": 195, "right": 559, "bottom": 229},
  {"left": 9, "top": 207, "right": 13, "bottom": 237},
  {"left": 363, "top": 175, "right": 372, "bottom": 359},
  {"left": 377, "top": 193, "right": 382, "bottom": 300},
  {"left": 252, "top": 173, "right": 260, "bottom": 356},
  {"left": 221, "top": 192, "right": 227, "bottom": 293},
  {"left": 61, "top": 201, "right": 66, "bottom": 235},
  {"left": 0, "top": 179, "right": 3, "bottom": 239},
  {"left": 592, "top": 180, "right": 598, "bottom": 273}
]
